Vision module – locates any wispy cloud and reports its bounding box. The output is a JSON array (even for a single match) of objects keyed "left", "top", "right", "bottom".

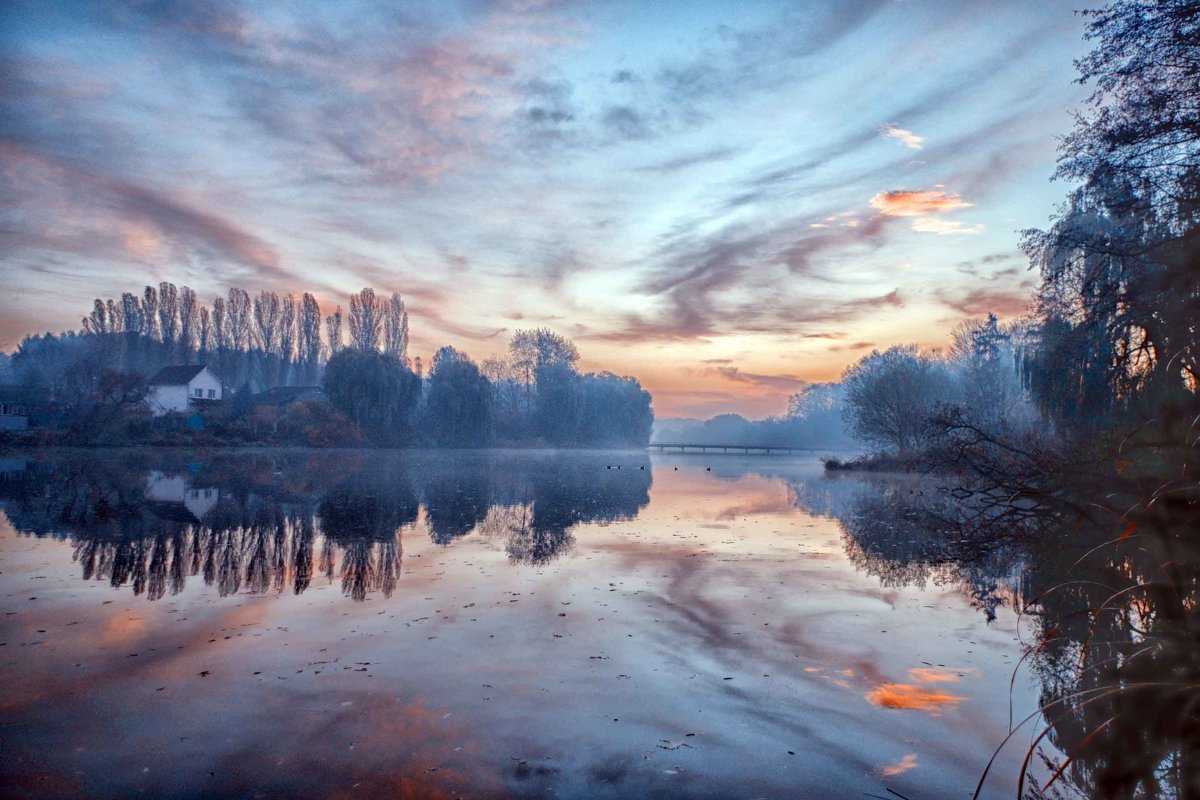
[
  {"left": 910, "top": 217, "right": 984, "bottom": 235},
  {"left": 714, "top": 367, "right": 809, "bottom": 391},
  {"left": 878, "top": 124, "right": 923, "bottom": 150}
]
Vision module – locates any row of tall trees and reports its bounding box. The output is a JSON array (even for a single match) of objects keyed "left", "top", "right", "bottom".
[{"left": 13, "top": 284, "right": 410, "bottom": 402}]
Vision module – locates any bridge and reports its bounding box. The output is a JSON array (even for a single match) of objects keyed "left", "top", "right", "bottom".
[{"left": 647, "top": 442, "right": 812, "bottom": 455}]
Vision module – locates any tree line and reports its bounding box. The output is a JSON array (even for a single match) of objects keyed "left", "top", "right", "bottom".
[
  {"left": 11, "top": 283, "right": 409, "bottom": 398},
  {"left": 4, "top": 284, "right": 653, "bottom": 448}
]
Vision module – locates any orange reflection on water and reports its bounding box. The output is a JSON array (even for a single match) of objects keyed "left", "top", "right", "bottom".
[
  {"left": 906, "top": 667, "right": 966, "bottom": 684},
  {"left": 864, "top": 684, "right": 965, "bottom": 714},
  {"left": 877, "top": 753, "right": 919, "bottom": 776}
]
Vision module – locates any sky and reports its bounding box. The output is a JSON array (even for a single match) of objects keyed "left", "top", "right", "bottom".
[{"left": 0, "top": 0, "right": 1093, "bottom": 418}]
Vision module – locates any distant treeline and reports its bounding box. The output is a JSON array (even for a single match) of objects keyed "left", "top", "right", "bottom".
[
  {"left": 3, "top": 284, "right": 652, "bottom": 448},
  {"left": 654, "top": 383, "right": 853, "bottom": 449}
]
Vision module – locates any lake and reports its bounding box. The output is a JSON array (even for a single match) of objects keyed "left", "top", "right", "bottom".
[{"left": 0, "top": 448, "right": 1155, "bottom": 798}]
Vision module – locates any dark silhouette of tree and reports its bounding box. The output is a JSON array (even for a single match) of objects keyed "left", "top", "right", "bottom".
[
  {"left": 425, "top": 346, "right": 491, "bottom": 447},
  {"left": 324, "top": 349, "right": 421, "bottom": 445},
  {"left": 841, "top": 345, "right": 954, "bottom": 452},
  {"left": 348, "top": 287, "right": 384, "bottom": 352}
]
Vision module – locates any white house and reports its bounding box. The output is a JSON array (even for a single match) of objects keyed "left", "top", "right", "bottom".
[
  {"left": 146, "top": 470, "right": 219, "bottom": 520},
  {"left": 147, "top": 365, "right": 224, "bottom": 416}
]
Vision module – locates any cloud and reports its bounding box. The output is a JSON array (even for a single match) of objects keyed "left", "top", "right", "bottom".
[
  {"left": 909, "top": 217, "right": 984, "bottom": 235},
  {"left": 602, "top": 105, "right": 654, "bottom": 141},
  {"left": 869, "top": 190, "right": 974, "bottom": 217},
  {"left": 878, "top": 124, "right": 923, "bottom": 150},
  {"left": 714, "top": 367, "right": 810, "bottom": 391},
  {"left": 937, "top": 287, "right": 1030, "bottom": 317},
  {"left": 636, "top": 147, "right": 740, "bottom": 175},
  {"left": 0, "top": 143, "right": 282, "bottom": 279}
]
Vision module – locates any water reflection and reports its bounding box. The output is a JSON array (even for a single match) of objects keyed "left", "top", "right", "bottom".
[
  {"left": 2, "top": 450, "right": 1195, "bottom": 798},
  {"left": 684, "top": 456, "right": 1199, "bottom": 798},
  {"left": 772, "top": 459, "right": 1199, "bottom": 799},
  {"left": 0, "top": 450, "right": 651, "bottom": 601}
]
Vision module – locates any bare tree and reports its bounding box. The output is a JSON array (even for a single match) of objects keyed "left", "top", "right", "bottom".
[
  {"left": 279, "top": 294, "right": 297, "bottom": 363},
  {"left": 119, "top": 293, "right": 142, "bottom": 336},
  {"left": 198, "top": 307, "right": 212, "bottom": 355},
  {"left": 325, "top": 306, "right": 343, "bottom": 357},
  {"left": 253, "top": 291, "right": 282, "bottom": 354},
  {"left": 383, "top": 293, "right": 408, "bottom": 361},
  {"left": 348, "top": 288, "right": 383, "bottom": 352},
  {"left": 82, "top": 299, "right": 111, "bottom": 336},
  {"left": 106, "top": 299, "right": 123, "bottom": 334},
  {"left": 842, "top": 345, "right": 954, "bottom": 452},
  {"left": 299, "top": 293, "right": 322, "bottom": 365},
  {"left": 226, "top": 288, "right": 252, "bottom": 351},
  {"left": 141, "top": 285, "right": 160, "bottom": 341},
  {"left": 211, "top": 297, "right": 228, "bottom": 352},
  {"left": 178, "top": 285, "right": 197, "bottom": 355},
  {"left": 158, "top": 282, "right": 179, "bottom": 346}
]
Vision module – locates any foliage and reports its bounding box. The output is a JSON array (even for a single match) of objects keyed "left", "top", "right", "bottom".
[
  {"left": 841, "top": 345, "right": 955, "bottom": 452},
  {"left": 424, "top": 346, "right": 491, "bottom": 447},
  {"left": 323, "top": 349, "right": 421, "bottom": 446}
]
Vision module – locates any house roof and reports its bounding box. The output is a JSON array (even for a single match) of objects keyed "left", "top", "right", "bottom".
[
  {"left": 250, "top": 386, "right": 327, "bottom": 406},
  {"left": 148, "top": 364, "right": 211, "bottom": 386}
]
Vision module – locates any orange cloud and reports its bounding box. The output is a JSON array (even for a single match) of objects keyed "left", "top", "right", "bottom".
[
  {"left": 865, "top": 683, "right": 965, "bottom": 713},
  {"left": 869, "top": 189, "right": 974, "bottom": 217},
  {"left": 878, "top": 753, "right": 919, "bottom": 776}
]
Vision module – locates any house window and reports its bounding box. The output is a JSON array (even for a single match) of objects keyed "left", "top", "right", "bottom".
[
  {"left": 194, "top": 388, "right": 203, "bottom": 398},
  {"left": 208, "top": 389, "right": 216, "bottom": 399}
]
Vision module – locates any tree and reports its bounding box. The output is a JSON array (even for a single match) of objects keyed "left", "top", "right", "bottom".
[
  {"left": 296, "top": 292, "right": 322, "bottom": 383},
  {"left": 210, "top": 297, "right": 228, "bottom": 352},
  {"left": 534, "top": 361, "right": 581, "bottom": 445},
  {"left": 197, "top": 307, "right": 212, "bottom": 356},
  {"left": 141, "top": 285, "right": 160, "bottom": 341},
  {"left": 424, "top": 346, "right": 491, "bottom": 446},
  {"left": 178, "top": 285, "right": 197, "bottom": 355},
  {"left": 158, "top": 282, "right": 179, "bottom": 347},
  {"left": 1024, "top": 0, "right": 1200, "bottom": 419},
  {"left": 383, "top": 293, "right": 408, "bottom": 362},
  {"left": 841, "top": 345, "right": 954, "bottom": 452},
  {"left": 576, "top": 372, "right": 653, "bottom": 447},
  {"left": 323, "top": 349, "right": 421, "bottom": 445},
  {"left": 253, "top": 291, "right": 281, "bottom": 355},
  {"left": 226, "top": 288, "right": 252, "bottom": 351},
  {"left": 348, "top": 288, "right": 383, "bottom": 352},
  {"left": 509, "top": 328, "right": 579, "bottom": 385},
  {"left": 949, "top": 314, "right": 1025, "bottom": 430},
  {"left": 325, "top": 307, "right": 343, "bottom": 357}
]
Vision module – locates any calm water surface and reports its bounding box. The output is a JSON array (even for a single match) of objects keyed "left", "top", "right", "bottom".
[{"left": 0, "top": 449, "right": 1049, "bottom": 799}]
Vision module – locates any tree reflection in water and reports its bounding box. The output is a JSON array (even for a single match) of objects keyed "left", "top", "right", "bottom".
[
  {"left": 0, "top": 450, "right": 651, "bottom": 602},
  {"left": 777, "top": 459, "right": 1199, "bottom": 799},
  {"left": 3, "top": 451, "right": 1194, "bottom": 797}
]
